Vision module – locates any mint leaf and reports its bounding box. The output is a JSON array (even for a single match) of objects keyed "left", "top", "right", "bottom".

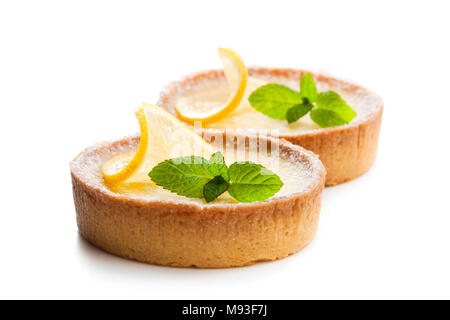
[
  {"left": 208, "top": 152, "right": 229, "bottom": 181},
  {"left": 300, "top": 73, "right": 317, "bottom": 103},
  {"left": 228, "top": 162, "right": 283, "bottom": 203},
  {"left": 248, "top": 84, "right": 303, "bottom": 120},
  {"left": 315, "top": 90, "right": 356, "bottom": 124},
  {"left": 286, "top": 102, "right": 313, "bottom": 124},
  {"left": 203, "top": 176, "right": 229, "bottom": 202},
  {"left": 148, "top": 156, "right": 213, "bottom": 198},
  {"left": 310, "top": 108, "right": 350, "bottom": 127}
]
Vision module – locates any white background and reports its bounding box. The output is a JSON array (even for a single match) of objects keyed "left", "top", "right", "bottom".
[{"left": 1, "top": 0, "right": 449, "bottom": 299}]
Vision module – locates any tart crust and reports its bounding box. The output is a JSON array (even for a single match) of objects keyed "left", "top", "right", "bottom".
[
  {"left": 158, "top": 67, "right": 383, "bottom": 186},
  {"left": 71, "top": 133, "right": 326, "bottom": 268}
]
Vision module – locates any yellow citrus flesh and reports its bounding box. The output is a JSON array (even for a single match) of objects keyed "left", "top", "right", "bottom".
[
  {"left": 175, "top": 47, "right": 248, "bottom": 126},
  {"left": 102, "top": 103, "right": 215, "bottom": 185}
]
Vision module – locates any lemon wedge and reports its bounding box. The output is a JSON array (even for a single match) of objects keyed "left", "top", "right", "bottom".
[
  {"left": 175, "top": 47, "right": 248, "bottom": 126},
  {"left": 102, "top": 103, "right": 215, "bottom": 185}
]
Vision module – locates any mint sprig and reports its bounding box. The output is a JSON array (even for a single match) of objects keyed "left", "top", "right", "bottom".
[
  {"left": 148, "top": 152, "right": 283, "bottom": 203},
  {"left": 248, "top": 73, "right": 356, "bottom": 128}
]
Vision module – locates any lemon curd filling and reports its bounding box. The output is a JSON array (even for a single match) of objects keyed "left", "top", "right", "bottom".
[{"left": 105, "top": 140, "right": 315, "bottom": 205}]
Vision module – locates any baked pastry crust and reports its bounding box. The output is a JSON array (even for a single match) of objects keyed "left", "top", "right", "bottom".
[
  {"left": 158, "top": 67, "right": 383, "bottom": 186},
  {"left": 71, "top": 133, "right": 326, "bottom": 268}
]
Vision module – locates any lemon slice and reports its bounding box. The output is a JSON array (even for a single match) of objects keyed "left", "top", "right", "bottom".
[
  {"left": 175, "top": 47, "right": 248, "bottom": 125},
  {"left": 102, "top": 103, "right": 215, "bottom": 185}
]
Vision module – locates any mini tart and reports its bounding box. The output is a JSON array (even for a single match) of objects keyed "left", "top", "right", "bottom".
[
  {"left": 70, "top": 132, "right": 326, "bottom": 268},
  {"left": 158, "top": 67, "right": 383, "bottom": 186}
]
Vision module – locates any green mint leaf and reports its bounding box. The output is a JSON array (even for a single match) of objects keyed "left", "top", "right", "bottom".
[
  {"left": 228, "top": 162, "right": 283, "bottom": 203},
  {"left": 203, "top": 176, "right": 230, "bottom": 202},
  {"left": 286, "top": 102, "right": 313, "bottom": 124},
  {"left": 148, "top": 156, "right": 214, "bottom": 198},
  {"left": 315, "top": 90, "right": 356, "bottom": 123},
  {"left": 208, "top": 152, "right": 229, "bottom": 181},
  {"left": 310, "top": 107, "right": 350, "bottom": 127},
  {"left": 248, "top": 84, "right": 303, "bottom": 120},
  {"left": 300, "top": 73, "right": 317, "bottom": 103}
]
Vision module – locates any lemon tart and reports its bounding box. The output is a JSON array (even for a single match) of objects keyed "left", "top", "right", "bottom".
[
  {"left": 158, "top": 57, "right": 383, "bottom": 186},
  {"left": 70, "top": 104, "right": 326, "bottom": 268}
]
